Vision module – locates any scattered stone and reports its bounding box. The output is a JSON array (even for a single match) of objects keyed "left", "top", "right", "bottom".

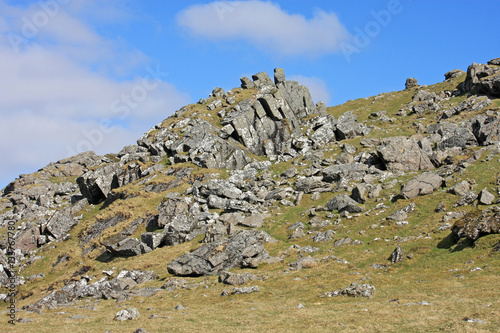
[
  {"left": 326, "top": 194, "right": 363, "bottom": 213},
  {"left": 334, "top": 237, "right": 353, "bottom": 248},
  {"left": 289, "top": 228, "right": 305, "bottom": 240},
  {"left": 400, "top": 172, "right": 443, "bottom": 199},
  {"left": 313, "top": 230, "right": 335, "bottom": 242},
  {"left": 289, "top": 256, "right": 318, "bottom": 270},
  {"left": 448, "top": 181, "right": 470, "bottom": 196},
  {"left": 238, "top": 213, "right": 270, "bottom": 228},
  {"left": 444, "top": 69, "right": 465, "bottom": 81},
  {"left": 115, "top": 308, "right": 139, "bottom": 321},
  {"left": 218, "top": 271, "right": 257, "bottom": 286},
  {"left": 161, "top": 278, "right": 188, "bottom": 292},
  {"left": 454, "top": 191, "right": 478, "bottom": 207},
  {"left": 478, "top": 189, "right": 495, "bottom": 205},
  {"left": 463, "top": 317, "right": 487, "bottom": 324},
  {"left": 106, "top": 238, "right": 152, "bottom": 257},
  {"left": 390, "top": 246, "right": 404, "bottom": 263},
  {"left": 325, "top": 283, "right": 376, "bottom": 298},
  {"left": 174, "top": 304, "right": 188, "bottom": 310},
  {"left": 133, "top": 329, "right": 148, "bottom": 333},
  {"left": 221, "top": 286, "right": 260, "bottom": 296}
]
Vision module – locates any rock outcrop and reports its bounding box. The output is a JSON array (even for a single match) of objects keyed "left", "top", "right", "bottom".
[
  {"left": 452, "top": 207, "right": 500, "bottom": 242},
  {"left": 167, "top": 230, "right": 275, "bottom": 276}
]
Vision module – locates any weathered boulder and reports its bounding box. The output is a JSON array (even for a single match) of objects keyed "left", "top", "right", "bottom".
[
  {"left": 221, "top": 285, "right": 259, "bottom": 296},
  {"left": 444, "top": 69, "right": 465, "bottom": 81},
  {"left": 170, "top": 120, "right": 254, "bottom": 169},
  {"left": 326, "top": 194, "right": 363, "bottom": 213},
  {"left": 106, "top": 238, "right": 152, "bottom": 257},
  {"left": 405, "top": 77, "right": 419, "bottom": 90},
  {"left": 478, "top": 189, "right": 496, "bottom": 205},
  {"left": 115, "top": 308, "right": 140, "bottom": 321},
  {"left": 488, "top": 58, "right": 500, "bottom": 66},
  {"left": 448, "top": 181, "right": 471, "bottom": 196},
  {"left": 14, "top": 226, "right": 40, "bottom": 254},
  {"left": 295, "top": 176, "right": 331, "bottom": 193},
  {"left": 451, "top": 207, "right": 500, "bottom": 241},
  {"left": 335, "top": 111, "right": 370, "bottom": 140},
  {"left": 140, "top": 232, "right": 164, "bottom": 250},
  {"left": 237, "top": 213, "right": 270, "bottom": 228},
  {"left": 167, "top": 230, "right": 274, "bottom": 276},
  {"left": 390, "top": 246, "right": 404, "bottom": 263},
  {"left": 77, "top": 163, "right": 121, "bottom": 204},
  {"left": 461, "top": 62, "right": 496, "bottom": 92},
  {"left": 440, "top": 96, "right": 492, "bottom": 120},
  {"left": 334, "top": 282, "right": 376, "bottom": 298},
  {"left": 400, "top": 172, "right": 443, "bottom": 199},
  {"left": 218, "top": 271, "right": 257, "bottom": 285},
  {"left": 377, "top": 137, "right": 434, "bottom": 173},
  {"left": 465, "top": 114, "right": 500, "bottom": 146},
  {"left": 322, "top": 163, "right": 368, "bottom": 183},
  {"left": 157, "top": 196, "right": 189, "bottom": 228},
  {"left": 45, "top": 209, "right": 77, "bottom": 239},
  {"left": 454, "top": 191, "right": 478, "bottom": 207},
  {"left": 476, "top": 73, "right": 500, "bottom": 97}
]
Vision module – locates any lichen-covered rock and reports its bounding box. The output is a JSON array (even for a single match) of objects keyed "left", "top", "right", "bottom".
[
  {"left": 325, "top": 194, "right": 363, "bottom": 213},
  {"left": 167, "top": 230, "right": 275, "bottom": 276},
  {"left": 106, "top": 238, "right": 152, "bottom": 257},
  {"left": 377, "top": 137, "right": 434, "bottom": 173},
  {"left": 46, "top": 209, "right": 77, "bottom": 240},
  {"left": 218, "top": 271, "right": 257, "bottom": 285},
  {"left": 77, "top": 163, "right": 121, "bottom": 204},
  {"left": 115, "top": 308, "right": 139, "bottom": 321},
  {"left": 452, "top": 207, "right": 500, "bottom": 241},
  {"left": 460, "top": 62, "right": 496, "bottom": 93},
  {"left": 400, "top": 172, "right": 443, "bottom": 199}
]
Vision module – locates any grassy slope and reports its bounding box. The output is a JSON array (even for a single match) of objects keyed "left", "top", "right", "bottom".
[{"left": 3, "top": 74, "right": 500, "bottom": 333}]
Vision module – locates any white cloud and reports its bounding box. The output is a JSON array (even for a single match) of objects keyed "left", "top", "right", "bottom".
[
  {"left": 288, "top": 75, "right": 331, "bottom": 105},
  {"left": 177, "top": 1, "right": 350, "bottom": 57},
  {"left": 0, "top": 1, "right": 190, "bottom": 188}
]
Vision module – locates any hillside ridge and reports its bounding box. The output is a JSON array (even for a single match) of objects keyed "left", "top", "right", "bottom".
[{"left": 1, "top": 58, "right": 500, "bottom": 332}]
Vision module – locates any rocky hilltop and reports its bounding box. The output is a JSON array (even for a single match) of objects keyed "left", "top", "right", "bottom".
[{"left": 1, "top": 59, "right": 500, "bottom": 332}]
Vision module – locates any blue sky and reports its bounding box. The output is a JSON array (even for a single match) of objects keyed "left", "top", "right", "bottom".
[{"left": 0, "top": 0, "right": 499, "bottom": 189}]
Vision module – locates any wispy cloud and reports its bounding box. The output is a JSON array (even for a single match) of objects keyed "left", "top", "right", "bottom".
[
  {"left": 177, "top": 0, "right": 350, "bottom": 57},
  {"left": 0, "top": 0, "right": 189, "bottom": 188}
]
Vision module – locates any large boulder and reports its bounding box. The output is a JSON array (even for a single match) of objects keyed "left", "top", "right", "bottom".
[
  {"left": 167, "top": 230, "right": 274, "bottom": 276},
  {"left": 460, "top": 62, "right": 496, "bottom": 93},
  {"left": 464, "top": 114, "right": 500, "bottom": 146},
  {"left": 427, "top": 122, "right": 478, "bottom": 150},
  {"left": 400, "top": 172, "right": 443, "bottom": 199},
  {"left": 322, "top": 163, "right": 368, "bottom": 183},
  {"left": 45, "top": 209, "right": 77, "bottom": 239},
  {"left": 452, "top": 207, "right": 500, "bottom": 241},
  {"left": 106, "top": 238, "right": 152, "bottom": 257},
  {"left": 77, "top": 163, "right": 121, "bottom": 204},
  {"left": 326, "top": 194, "right": 363, "bottom": 213},
  {"left": 335, "top": 111, "right": 370, "bottom": 140},
  {"left": 377, "top": 137, "right": 434, "bottom": 173},
  {"left": 440, "top": 96, "right": 491, "bottom": 119}
]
